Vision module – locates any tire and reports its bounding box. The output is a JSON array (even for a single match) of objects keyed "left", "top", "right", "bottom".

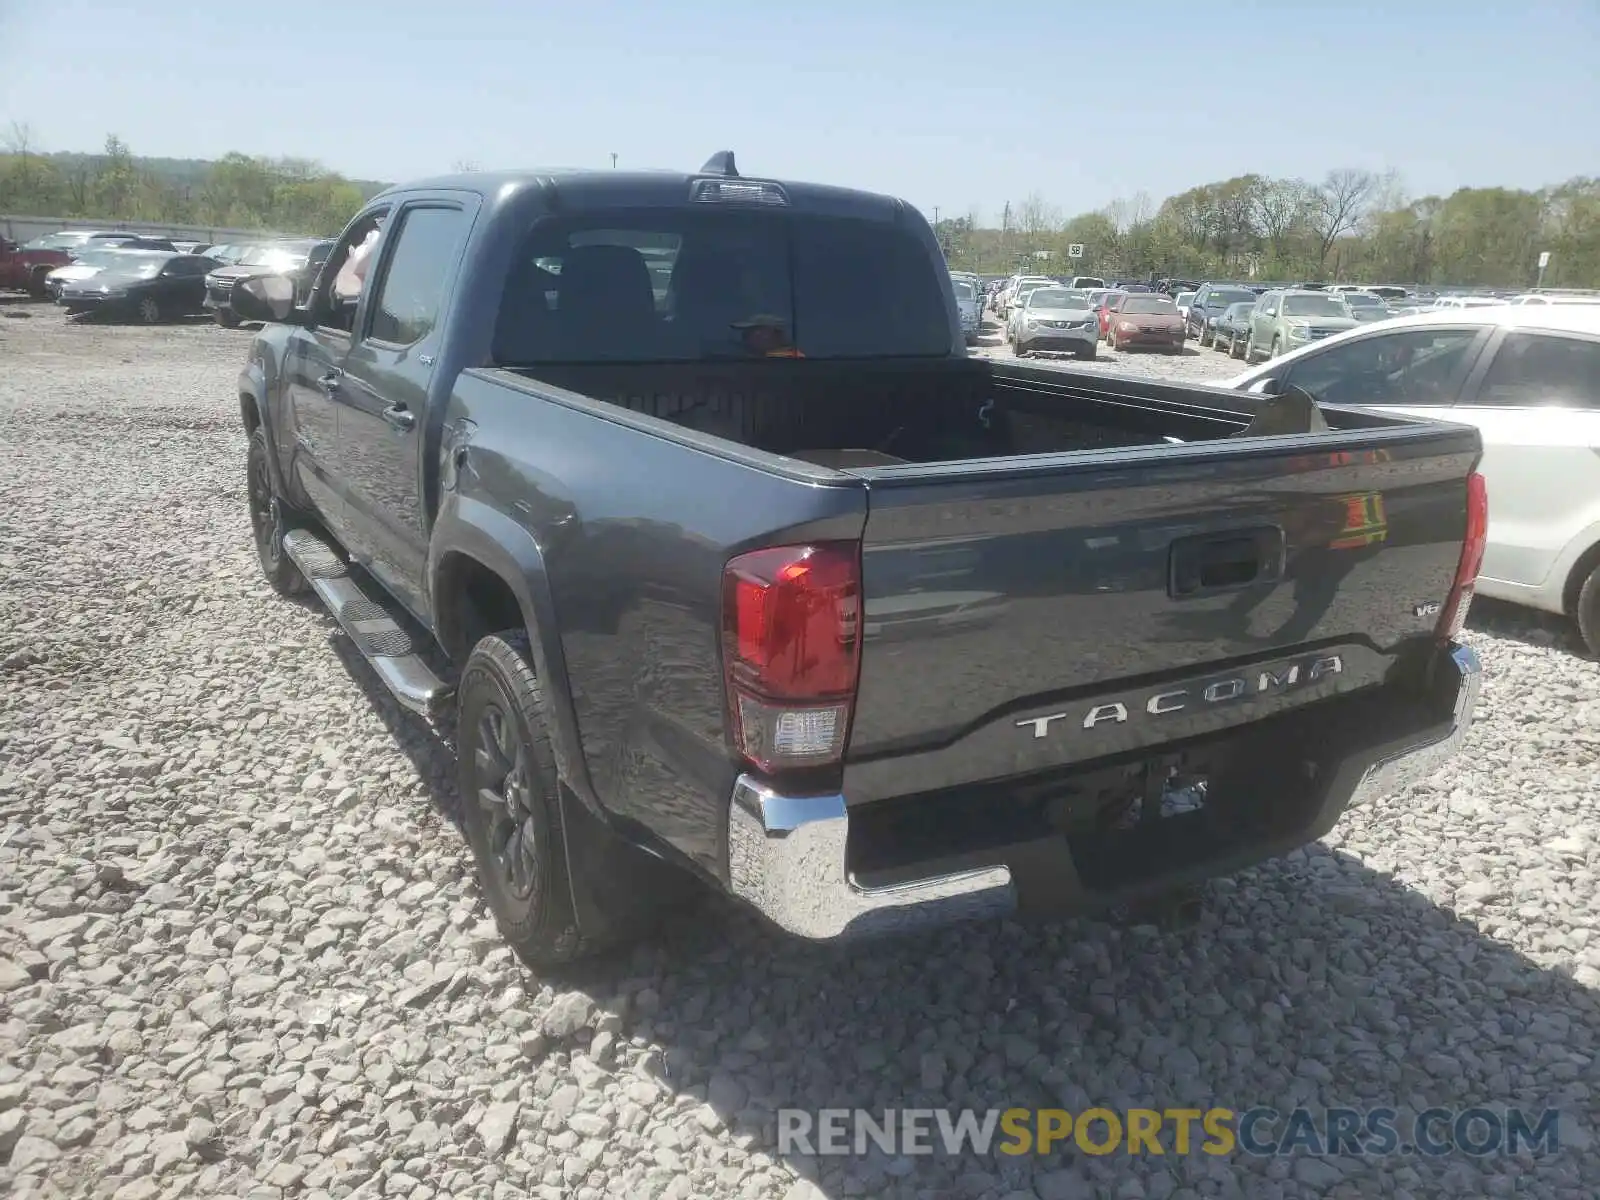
[
  {"left": 1576, "top": 566, "right": 1600, "bottom": 656},
  {"left": 1271, "top": 335, "right": 1283, "bottom": 360},
  {"left": 246, "top": 428, "right": 309, "bottom": 597},
  {"left": 1244, "top": 333, "right": 1256, "bottom": 362},
  {"left": 215, "top": 308, "right": 241, "bottom": 329},
  {"left": 1230, "top": 332, "right": 1245, "bottom": 359},
  {"left": 135, "top": 296, "right": 161, "bottom": 324},
  {"left": 456, "top": 632, "right": 683, "bottom": 968},
  {"left": 1078, "top": 343, "right": 1097, "bottom": 361},
  {"left": 28, "top": 268, "right": 51, "bottom": 299}
]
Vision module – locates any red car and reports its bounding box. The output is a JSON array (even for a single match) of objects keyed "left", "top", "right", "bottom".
[
  {"left": 1092, "top": 289, "right": 1127, "bottom": 337},
  {"left": 1104, "top": 293, "right": 1186, "bottom": 353},
  {"left": 0, "top": 237, "right": 71, "bottom": 297}
]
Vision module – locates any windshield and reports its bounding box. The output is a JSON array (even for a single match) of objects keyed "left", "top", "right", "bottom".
[
  {"left": 1175, "top": 292, "right": 1196, "bottom": 306},
  {"left": 1207, "top": 288, "right": 1256, "bottom": 307},
  {"left": 494, "top": 209, "right": 952, "bottom": 364},
  {"left": 240, "top": 245, "right": 310, "bottom": 270},
  {"left": 1283, "top": 294, "right": 1352, "bottom": 317},
  {"left": 1028, "top": 288, "right": 1089, "bottom": 309},
  {"left": 24, "top": 232, "right": 91, "bottom": 251},
  {"left": 1122, "top": 296, "right": 1178, "bottom": 315},
  {"left": 67, "top": 249, "right": 136, "bottom": 269},
  {"left": 101, "top": 258, "right": 166, "bottom": 280},
  {"left": 951, "top": 280, "right": 975, "bottom": 300},
  {"left": 1343, "top": 293, "right": 1386, "bottom": 308}
]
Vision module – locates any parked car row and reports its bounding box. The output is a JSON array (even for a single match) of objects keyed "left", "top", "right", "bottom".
[{"left": 9, "top": 228, "right": 335, "bottom": 325}]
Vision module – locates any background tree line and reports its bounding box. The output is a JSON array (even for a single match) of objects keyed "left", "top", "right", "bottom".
[
  {"left": 937, "top": 168, "right": 1599, "bottom": 289},
  {"left": 0, "top": 126, "right": 386, "bottom": 236}
]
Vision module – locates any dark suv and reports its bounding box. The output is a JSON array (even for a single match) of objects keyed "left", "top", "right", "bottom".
[
  {"left": 1187, "top": 282, "right": 1262, "bottom": 345},
  {"left": 205, "top": 238, "right": 334, "bottom": 327}
]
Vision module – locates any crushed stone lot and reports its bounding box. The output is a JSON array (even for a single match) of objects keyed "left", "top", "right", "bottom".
[{"left": 1, "top": 300, "right": 1597, "bottom": 1200}]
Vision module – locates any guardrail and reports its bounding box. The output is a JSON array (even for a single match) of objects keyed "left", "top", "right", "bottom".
[{"left": 1, "top": 213, "right": 295, "bottom": 245}]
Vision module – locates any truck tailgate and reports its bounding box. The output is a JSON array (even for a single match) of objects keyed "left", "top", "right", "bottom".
[{"left": 843, "top": 426, "right": 1480, "bottom": 805}]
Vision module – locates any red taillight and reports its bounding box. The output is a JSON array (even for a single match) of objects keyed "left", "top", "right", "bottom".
[
  {"left": 721, "top": 542, "right": 862, "bottom": 773},
  {"left": 1436, "top": 471, "right": 1488, "bottom": 642}
]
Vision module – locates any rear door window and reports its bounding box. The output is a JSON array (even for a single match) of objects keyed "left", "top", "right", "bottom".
[
  {"left": 493, "top": 210, "right": 951, "bottom": 364},
  {"left": 1281, "top": 327, "right": 1482, "bottom": 407},
  {"left": 1464, "top": 332, "right": 1600, "bottom": 410}
]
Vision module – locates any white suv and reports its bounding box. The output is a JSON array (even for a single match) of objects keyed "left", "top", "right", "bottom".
[{"left": 1224, "top": 305, "right": 1600, "bottom": 652}]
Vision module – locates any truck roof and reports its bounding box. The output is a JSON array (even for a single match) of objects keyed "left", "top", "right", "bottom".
[{"left": 372, "top": 160, "right": 909, "bottom": 221}]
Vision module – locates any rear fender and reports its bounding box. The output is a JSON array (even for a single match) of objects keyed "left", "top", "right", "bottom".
[{"left": 428, "top": 493, "right": 599, "bottom": 812}]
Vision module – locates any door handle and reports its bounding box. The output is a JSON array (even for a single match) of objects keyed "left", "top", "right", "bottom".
[
  {"left": 381, "top": 404, "right": 416, "bottom": 432},
  {"left": 318, "top": 369, "right": 343, "bottom": 392}
]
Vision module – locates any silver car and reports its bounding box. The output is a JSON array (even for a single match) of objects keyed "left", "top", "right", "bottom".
[
  {"left": 1339, "top": 290, "right": 1393, "bottom": 324},
  {"left": 1013, "top": 286, "right": 1100, "bottom": 359},
  {"left": 951, "top": 276, "right": 981, "bottom": 344}
]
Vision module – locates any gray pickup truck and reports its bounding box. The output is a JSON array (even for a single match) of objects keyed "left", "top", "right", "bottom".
[{"left": 232, "top": 152, "right": 1486, "bottom": 968}]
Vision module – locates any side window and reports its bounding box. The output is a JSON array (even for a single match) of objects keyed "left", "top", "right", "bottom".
[
  {"left": 1282, "top": 328, "right": 1480, "bottom": 407},
  {"left": 367, "top": 207, "right": 470, "bottom": 346},
  {"left": 1468, "top": 332, "right": 1600, "bottom": 410},
  {"left": 1263, "top": 296, "right": 1279, "bottom": 317}
]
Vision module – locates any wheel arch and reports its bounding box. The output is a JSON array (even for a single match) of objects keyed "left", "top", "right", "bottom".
[
  {"left": 430, "top": 495, "right": 599, "bottom": 814},
  {"left": 1561, "top": 536, "right": 1600, "bottom": 618}
]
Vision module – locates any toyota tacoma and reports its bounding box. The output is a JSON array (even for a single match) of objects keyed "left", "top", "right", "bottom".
[{"left": 230, "top": 153, "right": 1487, "bottom": 966}]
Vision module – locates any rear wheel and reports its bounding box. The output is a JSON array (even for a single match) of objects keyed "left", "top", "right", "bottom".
[
  {"left": 27, "top": 268, "right": 51, "bottom": 299},
  {"left": 215, "top": 308, "right": 241, "bottom": 329},
  {"left": 457, "top": 632, "right": 685, "bottom": 968},
  {"left": 1576, "top": 566, "right": 1600, "bottom": 656}
]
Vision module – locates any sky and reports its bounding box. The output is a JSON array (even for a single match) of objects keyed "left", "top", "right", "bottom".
[{"left": 3, "top": 0, "right": 1597, "bottom": 223}]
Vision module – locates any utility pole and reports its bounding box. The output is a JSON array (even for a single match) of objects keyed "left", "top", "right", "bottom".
[
  {"left": 610, "top": 153, "right": 618, "bottom": 169},
  {"left": 933, "top": 206, "right": 941, "bottom": 227}
]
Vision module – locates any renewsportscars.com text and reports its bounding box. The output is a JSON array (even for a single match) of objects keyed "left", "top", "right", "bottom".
[{"left": 778, "top": 1107, "right": 1565, "bottom": 1159}]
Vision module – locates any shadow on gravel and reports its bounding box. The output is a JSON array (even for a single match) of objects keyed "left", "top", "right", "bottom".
[
  {"left": 309, "top": 611, "right": 1596, "bottom": 1196},
  {"left": 1467, "top": 597, "right": 1590, "bottom": 660}
]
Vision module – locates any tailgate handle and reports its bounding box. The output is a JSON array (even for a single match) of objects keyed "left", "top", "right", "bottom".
[{"left": 1169, "top": 528, "right": 1284, "bottom": 597}]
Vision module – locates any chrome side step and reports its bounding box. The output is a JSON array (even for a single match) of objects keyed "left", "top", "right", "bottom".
[{"left": 282, "top": 528, "right": 453, "bottom": 718}]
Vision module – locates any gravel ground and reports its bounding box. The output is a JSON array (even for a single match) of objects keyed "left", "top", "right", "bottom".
[{"left": 1, "top": 300, "right": 1597, "bottom": 1200}]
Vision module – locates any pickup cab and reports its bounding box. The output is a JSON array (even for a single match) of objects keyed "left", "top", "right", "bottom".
[
  {"left": 0, "top": 237, "right": 70, "bottom": 296},
  {"left": 231, "top": 153, "right": 1487, "bottom": 967}
]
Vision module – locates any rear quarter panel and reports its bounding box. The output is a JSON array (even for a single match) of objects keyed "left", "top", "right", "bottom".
[{"left": 444, "top": 371, "right": 869, "bottom": 877}]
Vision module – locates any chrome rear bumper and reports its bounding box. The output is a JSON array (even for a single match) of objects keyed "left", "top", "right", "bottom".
[
  {"left": 1347, "top": 642, "right": 1481, "bottom": 806},
  {"left": 727, "top": 779, "right": 1015, "bottom": 940},
  {"left": 725, "top": 642, "right": 1482, "bottom": 942}
]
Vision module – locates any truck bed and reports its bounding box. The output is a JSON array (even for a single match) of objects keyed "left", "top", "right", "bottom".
[
  {"left": 509, "top": 357, "right": 1285, "bottom": 466},
  {"left": 484, "top": 357, "right": 1479, "bottom": 820}
]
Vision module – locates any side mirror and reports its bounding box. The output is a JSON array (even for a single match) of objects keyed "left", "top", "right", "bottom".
[
  {"left": 1249, "top": 377, "right": 1283, "bottom": 396},
  {"left": 232, "top": 275, "right": 305, "bottom": 325}
]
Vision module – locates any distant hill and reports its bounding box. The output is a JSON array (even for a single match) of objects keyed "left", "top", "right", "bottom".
[{"left": 29, "top": 150, "right": 391, "bottom": 201}]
